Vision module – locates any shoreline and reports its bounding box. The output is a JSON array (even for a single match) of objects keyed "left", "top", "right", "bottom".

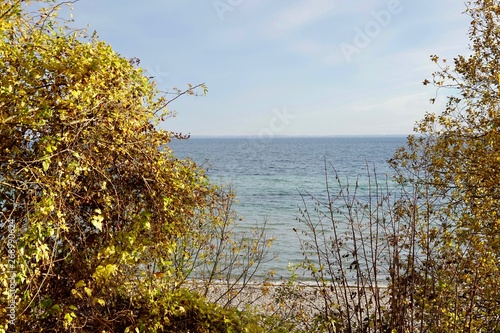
[{"left": 186, "top": 279, "right": 390, "bottom": 314}]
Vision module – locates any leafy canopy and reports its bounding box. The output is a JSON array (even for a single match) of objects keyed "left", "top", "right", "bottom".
[
  {"left": 0, "top": 1, "right": 268, "bottom": 332},
  {"left": 391, "top": 0, "right": 500, "bottom": 330}
]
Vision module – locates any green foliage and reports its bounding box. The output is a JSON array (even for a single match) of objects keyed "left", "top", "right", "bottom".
[
  {"left": 114, "top": 287, "right": 266, "bottom": 333},
  {"left": 0, "top": 1, "right": 268, "bottom": 332}
]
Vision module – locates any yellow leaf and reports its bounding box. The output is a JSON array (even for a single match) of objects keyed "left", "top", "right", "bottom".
[
  {"left": 75, "top": 280, "right": 86, "bottom": 289},
  {"left": 93, "top": 297, "right": 105, "bottom": 306},
  {"left": 91, "top": 209, "right": 104, "bottom": 231},
  {"left": 84, "top": 287, "right": 92, "bottom": 297}
]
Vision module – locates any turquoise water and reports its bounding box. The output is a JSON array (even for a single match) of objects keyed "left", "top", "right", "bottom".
[{"left": 169, "top": 136, "right": 407, "bottom": 279}]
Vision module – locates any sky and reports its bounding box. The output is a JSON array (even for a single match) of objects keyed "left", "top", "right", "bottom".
[{"left": 69, "top": 0, "right": 472, "bottom": 137}]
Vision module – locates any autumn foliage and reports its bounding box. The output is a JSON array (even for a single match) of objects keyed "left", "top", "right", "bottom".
[
  {"left": 2, "top": 0, "right": 500, "bottom": 332},
  {"left": 389, "top": 1, "right": 500, "bottom": 331}
]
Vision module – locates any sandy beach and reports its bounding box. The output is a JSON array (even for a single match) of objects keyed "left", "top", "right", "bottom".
[{"left": 188, "top": 280, "right": 390, "bottom": 320}]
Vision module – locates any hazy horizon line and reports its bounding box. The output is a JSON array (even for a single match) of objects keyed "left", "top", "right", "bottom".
[{"left": 181, "top": 134, "right": 411, "bottom": 139}]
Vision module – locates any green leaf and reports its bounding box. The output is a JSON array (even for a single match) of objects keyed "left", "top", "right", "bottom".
[
  {"left": 63, "top": 312, "right": 76, "bottom": 325},
  {"left": 40, "top": 298, "right": 53, "bottom": 308},
  {"left": 42, "top": 159, "right": 50, "bottom": 172}
]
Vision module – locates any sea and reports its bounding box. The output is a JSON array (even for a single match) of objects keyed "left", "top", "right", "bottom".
[{"left": 169, "top": 136, "right": 407, "bottom": 280}]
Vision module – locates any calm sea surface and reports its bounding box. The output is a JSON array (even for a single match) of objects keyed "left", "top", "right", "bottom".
[{"left": 169, "top": 136, "right": 407, "bottom": 279}]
